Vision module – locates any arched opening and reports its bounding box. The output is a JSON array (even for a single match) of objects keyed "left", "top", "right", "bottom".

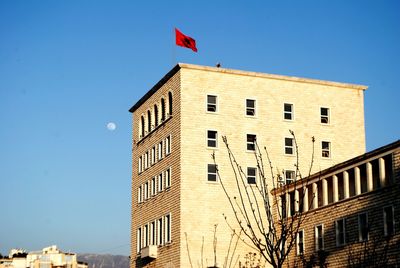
[
  {"left": 168, "top": 92, "right": 173, "bottom": 116},
  {"left": 147, "top": 110, "right": 151, "bottom": 133},
  {"left": 161, "top": 98, "right": 166, "bottom": 122},
  {"left": 154, "top": 104, "right": 159, "bottom": 127},
  {"left": 140, "top": 116, "right": 145, "bottom": 138}
]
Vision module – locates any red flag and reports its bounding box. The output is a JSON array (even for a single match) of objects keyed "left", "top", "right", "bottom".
[{"left": 175, "top": 28, "right": 198, "bottom": 52}]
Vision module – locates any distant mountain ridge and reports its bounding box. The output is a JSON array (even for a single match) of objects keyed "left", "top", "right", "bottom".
[{"left": 78, "top": 254, "right": 129, "bottom": 268}]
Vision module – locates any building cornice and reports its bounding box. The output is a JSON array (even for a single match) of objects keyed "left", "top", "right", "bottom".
[
  {"left": 129, "top": 63, "right": 368, "bottom": 113},
  {"left": 179, "top": 63, "right": 368, "bottom": 90}
]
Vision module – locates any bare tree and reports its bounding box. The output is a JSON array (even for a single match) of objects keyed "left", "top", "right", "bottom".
[
  {"left": 185, "top": 226, "right": 242, "bottom": 268},
  {"left": 212, "top": 130, "right": 316, "bottom": 268}
]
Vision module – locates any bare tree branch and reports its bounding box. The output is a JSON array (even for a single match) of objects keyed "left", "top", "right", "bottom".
[{"left": 212, "top": 131, "right": 316, "bottom": 268}]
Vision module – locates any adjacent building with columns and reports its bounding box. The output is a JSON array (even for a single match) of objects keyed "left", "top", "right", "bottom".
[
  {"left": 129, "top": 63, "right": 368, "bottom": 267},
  {"left": 272, "top": 140, "right": 400, "bottom": 267}
]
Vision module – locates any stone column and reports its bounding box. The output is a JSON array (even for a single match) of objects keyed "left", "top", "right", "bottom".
[
  {"left": 379, "top": 158, "right": 386, "bottom": 187},
  {"left": 303, "top": 186, "right": 309, "bottom": 212},
  {"left": 312, "top": 183, "right": 318, "bottom": 209},
  {"left": 367, "top": 162, "right": 373, "bottom": 191},
  {"left": 294, "top": 189, "right": 299, "bottom": 213},
  {"left": 322, "top": 178, "right": 328, "bottom": 206},
  {"left": 333, "top": 175, "right": 339, "bottom": 202}
]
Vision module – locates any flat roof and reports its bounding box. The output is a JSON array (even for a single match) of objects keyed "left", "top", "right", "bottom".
[{"left": 129, "top": 63, "right": 368, "bottom": 113}]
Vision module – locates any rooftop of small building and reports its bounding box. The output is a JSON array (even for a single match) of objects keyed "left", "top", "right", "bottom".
[{"left": 129, "top": 63, "right": 368, "bottom": 113}]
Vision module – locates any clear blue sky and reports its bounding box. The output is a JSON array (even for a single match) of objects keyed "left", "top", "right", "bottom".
[{"left": 0, "top": 0, "right": 399, "bottom": 256}]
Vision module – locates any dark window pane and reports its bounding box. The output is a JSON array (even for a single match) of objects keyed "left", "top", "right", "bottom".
[
  {"left": 247, "top": 167, "right": 256, "bottom": 184},
  {"left": 322, "top": 141, "right": 330, "bottom": 158},
  {"left": 281, "top": 195, "right": 287, "bottom": 219},
  {"left": 247, "top": 177, "right": 256, "bottom": 184},
  {"left": 246, "top": 99, "right": 255, "bottom": 116},
  {"left": 246, "top": 99, "right": 255, "bottom": 108},
  {"left": 285, "top": 138, "right": 293, "bottom": 146},
  {"left": 321, "top": 107, "right": 329, "bottom": 124},
  {"left": 248, "top": 167, "right": 256, "bottom": 176},
  {"left": 298, "top": 231, "right": 304, "bottom": 254},
  {"left": 385, "top": 207, "right": 394, "bottom": 236},
  {"left": 207, "top": 95, "right": 217, "bottom": 112},
  {"left": 285, "top": 138, "right": 294, "bottom": 155},
  {"left": 247, "top": 134, "right": 256, "bottom": 151},
  {"left": 284, "top": 103, "right": 293, "bottom": 120},
  {"left": 208, "top": 130, "right": 217, "bottom": 139},
  {"left": 208, "top": 95, "right": 216, "bottom": 104},
  {"left": 246, "top": 108, "right": 255, "bottom": 116},
  {"left": 207, "top": 131, "right": 217, "bottom": 147},
  {"left": 359, "top": 213, "right": 368, "bottom": 241},
  {"left": 208, "top": 140, "right": 216, "bottom": 147},
  {"left": 208, "top": 164, "right": 217, "bottom": 181}
]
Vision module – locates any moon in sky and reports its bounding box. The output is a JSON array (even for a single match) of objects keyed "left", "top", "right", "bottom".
[{"left": 107, "top": 122, "right": 116, "bottom": 131}]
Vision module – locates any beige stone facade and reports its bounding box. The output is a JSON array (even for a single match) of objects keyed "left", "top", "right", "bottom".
[
  {"left": 130, "top": 63, "right": 367, "bottom": 267},
  {"left": 273, "top": 140, "right": 400, "bottom": 267}
]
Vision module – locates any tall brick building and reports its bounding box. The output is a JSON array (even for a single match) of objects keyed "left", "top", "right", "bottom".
[{"left": 129, "top": 63, "right": 367, "bottom": 267}]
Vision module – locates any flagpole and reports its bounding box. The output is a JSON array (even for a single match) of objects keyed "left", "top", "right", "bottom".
[{"left": 172, "top": 27, "right": 176, "bottom": 66}]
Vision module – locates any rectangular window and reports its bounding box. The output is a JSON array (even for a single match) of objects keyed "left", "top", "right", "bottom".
[
  {"left": 384, "top": 206, "right": 394, "bottom": 236},
  {"left": 145, "top": 152, "right": 149, "bottom": 169},
  {"left": 322, "top": 141, "right": 331, "bottom": 158},
  {"left": 144, "top": 182, "right": 149, "bottom": 200},
  {"left": 150, "top": 221, "right": 156, "bottom": 245},
  {"left": 144, "top": 224, "right": 149, "bottom": 247},
  {"left": 157, "top": 218, "right": 164, "bottom": 245},
  {"left": 166, "top": 135, "right": 171, "bottom": 155},
  {"left": 151, "top": 146, "right": 156, "bottom": 165},
  {"left": 151, "top": 177, "right": 156, "bottom": 196},
  {"left": 297, "top": 230, "right": 304, "bottom": 255},
  {"left": 158, "top": 173, "right": 163, "bottom": 192},
  {"left": 165, "top": 214, "right": 171, "bottom": 243},
  {"left": 335, "top": 218, "right": 346, "bottom": 246},
  {"left": 137, "top": 186, "right": 142, "bottom": 203},
  {"left": 158, "top": 141, "right": 163, "bottom": 160},
  {"left": 285, "top": 137, "right": 294, "bottom": 155},
  {"left": 285, "top": 170, "right": 295, "bottom": 184},
  {"left": 165, "top": 168, "right": 171, "bottom": 188},
  {"left": 247, "top": 134, "right": 256, "bottom": 151},
  {"left": 284, "top": 103, "right": 293, "bottom": 120},
  {"left": 246, "top": 99, "right": 256, "bottom": 116},
  {"left": 247, "top": 167, "right": 257, "bottom": 184},
  {"left": 320, "top": 107, "right": 330, "bottom": 124},
  {"left": 138, "top": 156, "right": 142, "bottom": 173},
  {"left": 280, "top": 234, "right": 286, "bottom": 257},
  {"left": 315, "top": 224, "right": 324, "bottom": 251},
  {"left": 137, "top": 227, "right": 142, "bottom": 253},
  {"left": 358, "top": 212, "right": 368, "bottom": 241},
  {"left": 207, "top": 95, "right": 217, "bottom": 112},
  {"left": 207, "top": 130, "right": 218, "bottom": 148},
  {"left": 207, "top": 164, "right": 218, "bottom": 182}
]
